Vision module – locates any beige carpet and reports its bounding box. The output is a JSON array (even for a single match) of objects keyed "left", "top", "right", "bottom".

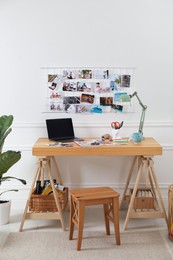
[{"left": 0, "top": 231, "right": 172, "bottom": 260}]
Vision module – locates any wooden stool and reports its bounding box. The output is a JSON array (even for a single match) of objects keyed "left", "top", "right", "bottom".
[{"left": 69, "top": 187, "right": 121, "bottom": 250}]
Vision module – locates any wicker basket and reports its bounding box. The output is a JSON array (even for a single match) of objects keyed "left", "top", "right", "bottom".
[
  {"left": 168, "top": 185, "right": 173, "bottom": 242},
  {"left": 29, "top": 187, "right": 68, "bottom": 212},
  {"left": 130, "top": 188, "right": 155, "bottom": 210}
]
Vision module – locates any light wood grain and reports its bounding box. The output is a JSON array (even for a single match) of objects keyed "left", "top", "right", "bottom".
[{"left": 32, "top": 137, "right": 162, "bottom": 157}]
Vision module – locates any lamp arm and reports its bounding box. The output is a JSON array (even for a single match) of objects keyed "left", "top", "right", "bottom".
[
  {"left": 130, "top": 92, "right": 147, "bottom": 135},
  {"left": 129, "top": 91, "right": 147, "bottom": 110},
  {"left": 138, "top": 108, "right": 146, "bottom": 134}
]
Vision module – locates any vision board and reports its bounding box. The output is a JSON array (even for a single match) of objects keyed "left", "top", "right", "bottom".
[{"left": 42, "top": 67, "right": 135, "bottom": 114}]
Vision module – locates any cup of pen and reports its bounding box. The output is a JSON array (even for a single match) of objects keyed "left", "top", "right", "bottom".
[{"left": 111, "top": 121, "right": 123, "bottom": 140}]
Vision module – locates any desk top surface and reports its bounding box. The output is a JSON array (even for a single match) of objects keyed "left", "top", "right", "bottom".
[{"left": 32, "top": 137, "right": 162, "bottom": 157}]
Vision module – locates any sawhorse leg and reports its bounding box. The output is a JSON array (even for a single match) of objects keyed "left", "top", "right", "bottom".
[
  {"left": 19, "top": 156, "right": 66, "bottom": 232},
  {"left": 121, "top": 156, "right": 168, "bottom": 230}
]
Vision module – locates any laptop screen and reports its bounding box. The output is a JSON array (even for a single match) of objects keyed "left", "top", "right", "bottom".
[{"left": 46, "top": 118, "right": 75, "bottom": 141}]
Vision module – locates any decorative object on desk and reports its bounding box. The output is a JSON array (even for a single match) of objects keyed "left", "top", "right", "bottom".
[
  {"left": 132, "top": 132, "right": 143, "bottom": 144},
  {"left": 101, "top": 133, "right": 111, "bottom": 140},
  {"left": 0, "top": 115, "right": 26, "bottom": 225},
  {"left": 119, "top": 91, "right": 147, "bottom": 137},
  {"left": 111, "top": 121, "right": 123, "bottom": 140}
]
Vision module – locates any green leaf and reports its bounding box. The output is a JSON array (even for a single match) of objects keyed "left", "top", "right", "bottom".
[
  {"left": 0, "top": 189, "right": 18, "bottom": 196},
  {"left": 1, "top": 176, "right": 26, "bottom": 185},
  {"left": 0, "top": 115, "right": 13, "bottom": 151},
  {"left": 0, "top": 151, "right": 21, "bottom": 176},
  {"left": 0, "top": 115, "right": 26, "bottom": 197}
]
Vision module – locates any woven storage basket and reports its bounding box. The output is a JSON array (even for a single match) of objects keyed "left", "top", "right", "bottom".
[
  {"left": 29, "top": 187, "right": 68, "bottom": 212},
  {"left": 168, "top": 185, "right": 173, "bottom": 241},
  {"left": 130, "top": 188, "right": 155, "bottom": 210}
]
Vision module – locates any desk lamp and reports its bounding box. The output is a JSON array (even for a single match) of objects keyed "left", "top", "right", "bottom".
[{"left": 119, "top": 91, "right": 147, "bottom": 136}]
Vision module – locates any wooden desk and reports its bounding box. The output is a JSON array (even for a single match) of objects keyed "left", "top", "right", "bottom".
[
  {"left": 32, "top": 137, "right": 162, "bottom": 157},
  {"left": 20, "top": 137, "right": 168, "bottom": 231}
]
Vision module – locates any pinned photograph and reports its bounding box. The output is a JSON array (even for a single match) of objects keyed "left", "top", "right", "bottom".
[
  {"left": 76, "top": 105, "right": 91, "bottom": 114},
  {"left": 121, "top": 75, "right": 131, "bottom": 88},
  {"left": 81, "top": 93, "right": 94, "bottom": 104},
  {"left": 78, "top": 70, "right": 92, "bottom": 79},
  {"left": 49, "top": 82, "right": 57, "bottom": 90},
  {"left": 63, "top": 96, "right": 80, "bottom": 104},
  {"left": 50, "top": 92, "right": 63, "bottom": 100},
  {"left": 114, "top": 92, "right": 127, "bottom": 102},
  {"left": 49, "top": 102, "right": 64, "bottom": 111},
  {"left": 93, "top": 70, "right": 109, "bottom": 79},
  {"left": 65, "top": 104, "right": 76, "bottom": 113},
  {"left": 90, "top": 105, "right": 102, "bottom": 114},
  {"left": 94, "top": 82, "right": 110, "bottom": 93},
  {"left": 77, "top": 82, "right": 92, "bottom": 92},
  {"left": 48, "top": 74, "right": 57, "bottom": 82},
  {"left": 100, "top": 97, "right": 113, "bottom": 106},
  {"left": 111, "top": 104, "right": 123, "bottom": 112},
  {"left": 62, "top": 81, "right": 77, "bottom": 91},
  {"left": 110, "top": 73, "right": 121, "bottom": 88},
  {"left": 62, "top": 70, "right": 76, "bottom": 79},
  {"left": 110, "top": 81, "right": 117, "bottom": 91}
]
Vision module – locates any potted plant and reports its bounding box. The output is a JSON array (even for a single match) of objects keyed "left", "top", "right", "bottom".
[{"left": 0, "top": 115, "right": 26, "bottom": 225}]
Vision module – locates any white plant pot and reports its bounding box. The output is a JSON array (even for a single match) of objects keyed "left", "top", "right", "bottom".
[{"left": 0, "top": 200, "right": 11, "bottom": 225}]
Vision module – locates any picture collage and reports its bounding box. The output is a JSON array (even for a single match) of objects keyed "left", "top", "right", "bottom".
[{"left": 46, "top": 68, "right": 133, "bottom": 114}]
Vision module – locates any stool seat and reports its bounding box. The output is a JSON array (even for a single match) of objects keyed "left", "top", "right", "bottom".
[{"left": 69, "top": 187, "right": 121, "bottom": 250}]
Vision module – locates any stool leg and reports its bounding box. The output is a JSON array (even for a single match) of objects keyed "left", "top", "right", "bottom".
[
  {"left": 103, "top": 204, "right": 110, "bottom": 235},
  {"left": 77, "top": 201, "right": 85, "bottom": 251},
  {"left": 69, "top": 196, "right": 75, "bottom": 240},
  {"left": 112, "top": 197, "right": 120, "bottom": 245}
]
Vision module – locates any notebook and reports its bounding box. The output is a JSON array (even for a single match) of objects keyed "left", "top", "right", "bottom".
[{"left": 46, "top": 118, "right": 83, "bottom": 142}]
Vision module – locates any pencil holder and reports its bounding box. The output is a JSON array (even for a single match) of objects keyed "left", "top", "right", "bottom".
[{"left": 111, "top": 129, "right": 120, "bottom": 140}]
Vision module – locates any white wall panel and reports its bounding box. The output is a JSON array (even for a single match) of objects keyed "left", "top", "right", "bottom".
[{"left": 0, "top": 0, "right": 173, "bottom": 207}]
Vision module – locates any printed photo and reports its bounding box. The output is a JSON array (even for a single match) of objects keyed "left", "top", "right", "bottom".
[
  {"left": 94, "top": 82, "right": 110, "bottom": 93},
  {"left": 111, "top": 104, "right": 123, "bottom": 112},
  {"left": 90, "top": 105, "right": 102, "bottom": 114},
  {"left": 63, "top": 96, "right": 80, "bottom": 104},
  {"left": 62, "top": 81, "right": 77, "bottom": 91},
  {"left": 48, "top": 74, "right": 57, "bottom": 82},
  {"left": 49, "top": 82, "right": 57, "bottom": 90},
  {"left": 77, "top": 82, "right": 92, "bottom": 92},
  {"left": 110, "top": 81, "right": 117, "bottom": 91},
  {"left": 110, "top": 73, "right": 121, "bottom": 88},
  {"left": 76, "top": 105, "right": 91, "bottom": 114},
  {"left": 81, "top": 93, "right": 94, "bottom": 104},
  {"left": 100, "top": 97, "right": 113, "bottom": 106},
  {"left": 65, "top": 104, "right": 76, "bottom": 113},
  {"left": 114, "top": 92, "right": 127, "bottom": 102},
  {"left": 62, "top": 70, "right": 76, "bottom": 79},
  {"left": 121, "top": 75, "right": 131, "bottom": 88},
  {"left": 93, "top": 70, "right": 109, "bottom": 79},
  {"left": 50, "top": 92, "right": 63, "bottom": 100},
  {"left": 49, "top": 102, "right": 64, "bottom": 111},
  {"left": 78, "top": 70, "right": 92, "bottom": 79}
]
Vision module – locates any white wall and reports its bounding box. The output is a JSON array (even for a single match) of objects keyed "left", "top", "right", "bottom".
[{"left": 0, "top": 0, "right": 173, "bottom": 208}]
